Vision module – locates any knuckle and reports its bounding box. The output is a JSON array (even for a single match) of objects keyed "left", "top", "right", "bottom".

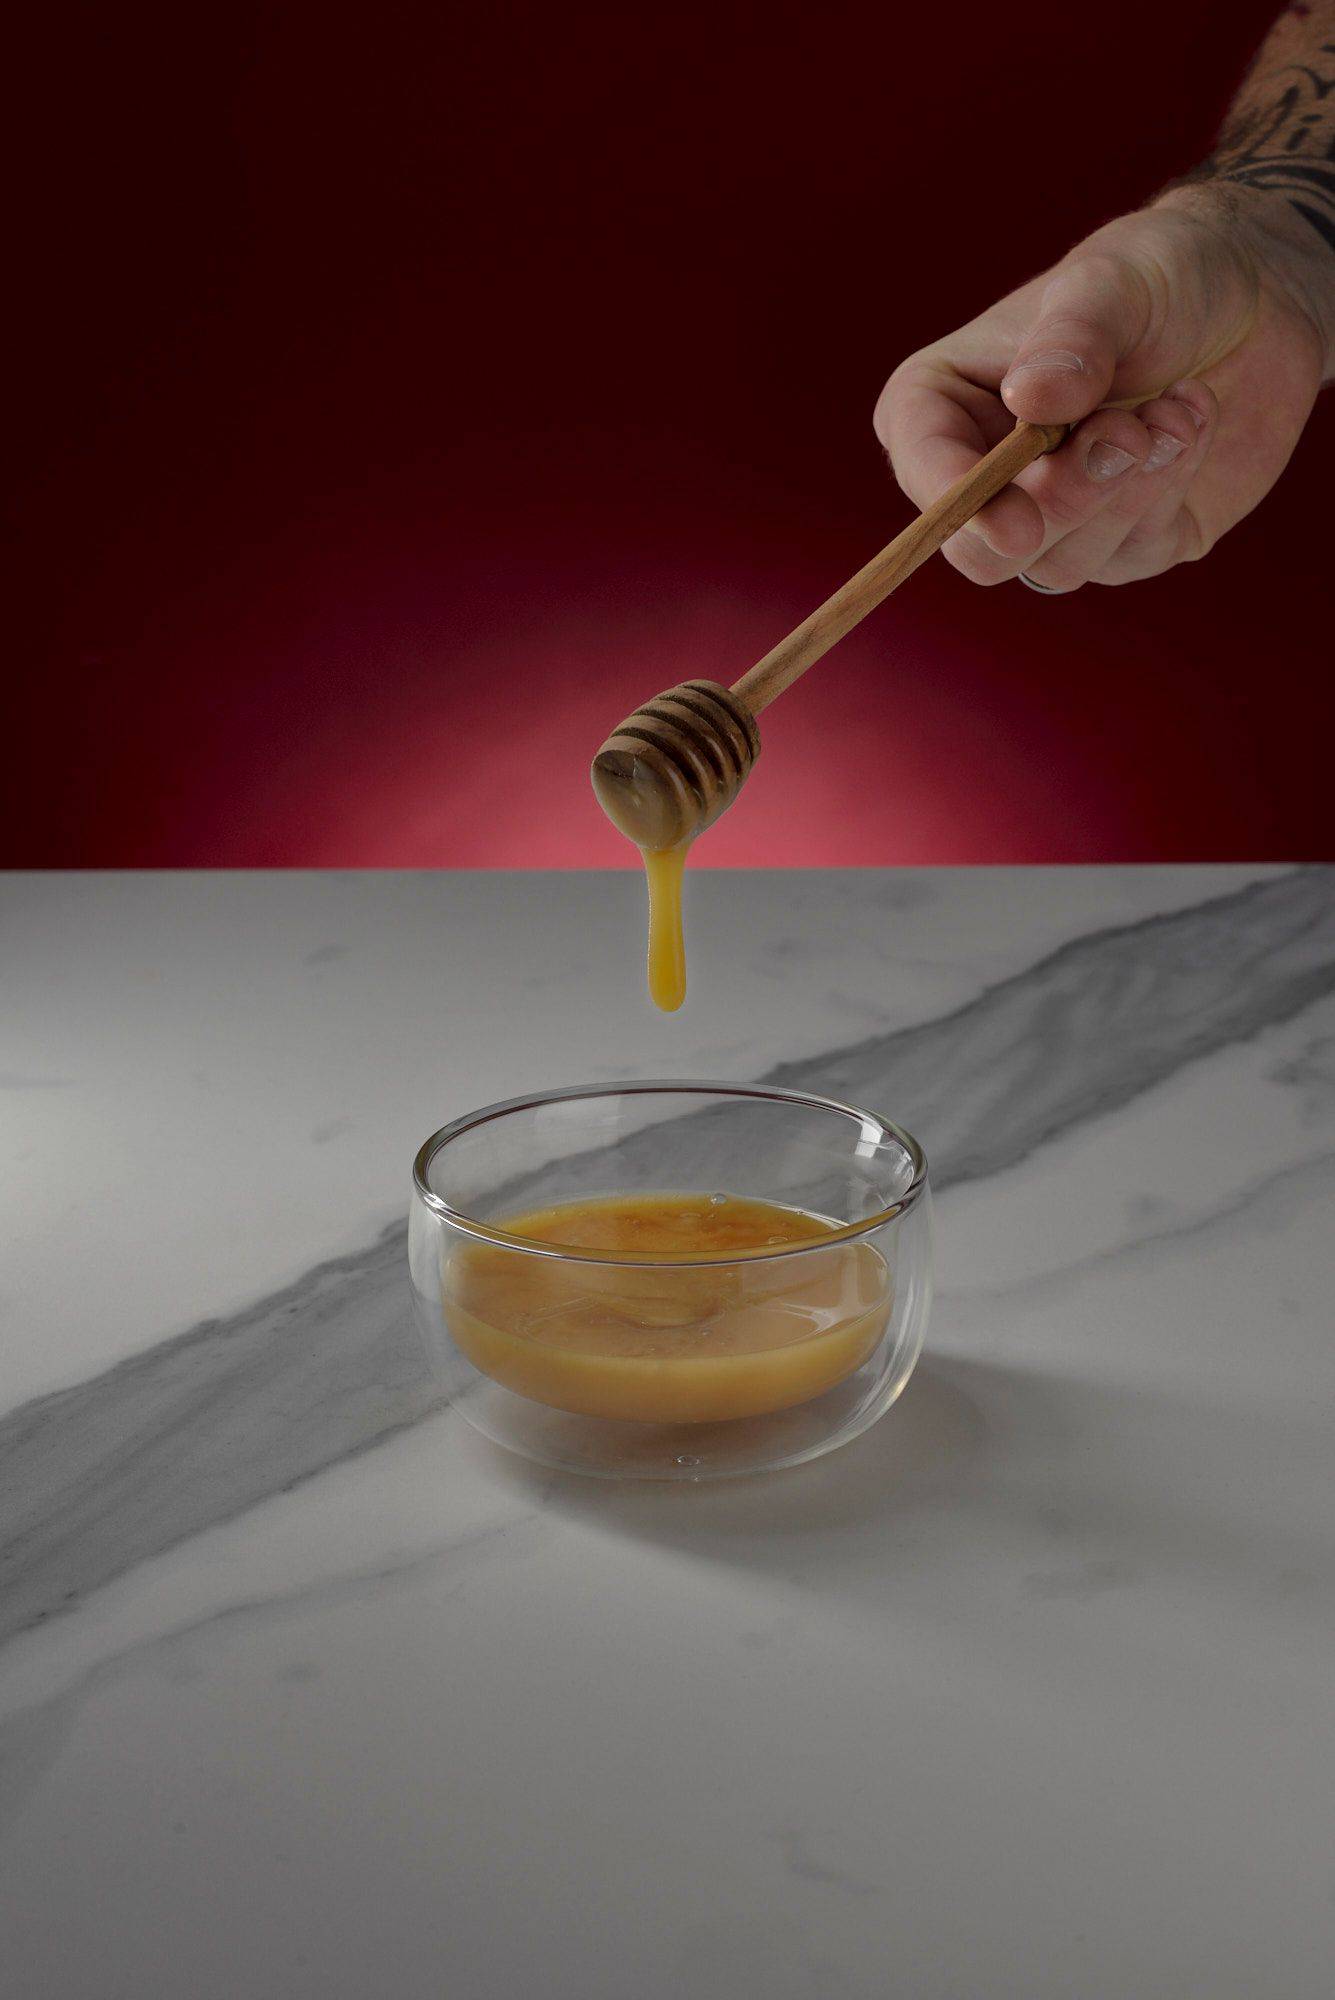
[
  {"left": 1116, "top": 513, "right": 1172, "bottom": 563},
  {"left": 1037, "top": 481, "right": 1094, "bottom": 532},
  {"left": 1041, "top": 244, "right": 1154, "bottom": 351},
  {"left": 1000, "top": 521, "right": 1045, "bottom": 564},
  {"left": 1045, "top": 248, "right": 1129, "bottom": 317},
  {"left": 894, "top": 466, "right": 926, "bottom": 509},
  {"left": 872, "top": 355, "right": 928, "bottom": 448},
  {"left": 887, "top": 352, "right": 928, "bottom": 386},
  {"left": 977, "top": 502, "right": 1043, "bottom": 564},
  {"left": 944, "top": 530, "right": 1009, "bottom": 586},
  {"left": 1124, "top": 509, "right": 1211, "bottom": 570},
  {"left": 1025, "top": 551, "right": 1087, "bottom": 593},
  {"left": 1177, "top": 510, "right": 1212, "bottom": 563},
  {"left": 1068, "top": 247, "right": 1125, "bottom": 288}
]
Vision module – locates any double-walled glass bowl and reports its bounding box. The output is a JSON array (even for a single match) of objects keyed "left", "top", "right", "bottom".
[{"left": 409, "top": 1082, "right": 932, "bottom": 1479}]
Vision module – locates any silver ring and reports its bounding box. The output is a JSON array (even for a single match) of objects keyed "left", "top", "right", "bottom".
[{"left": 1018, "top": 571, "right": 1067, "bottom": 594}]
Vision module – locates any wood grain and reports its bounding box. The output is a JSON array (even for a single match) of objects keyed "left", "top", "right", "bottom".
[
  {"left": 731, "top": 420, "right": 1066, "bottom": 715},
  {"left": 592, "top": 420, "right": 1066, "bottom": 847}
]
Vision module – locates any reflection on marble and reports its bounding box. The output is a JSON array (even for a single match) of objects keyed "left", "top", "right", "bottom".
[{"left": 2, "top": 865, "right": 1333, "bottom": 2000}]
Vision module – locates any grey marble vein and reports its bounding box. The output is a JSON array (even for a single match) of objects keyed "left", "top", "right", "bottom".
[
  {"left": 0, "top": 1227, "right": 446, "bottom": 1648},
  {"left": 2, "top": 865, "right": 1332, "bottom": 1650},
  {"left": 0, "top": 1508, "right": 542, "bottom": 1838},
  {"left": 776, "top": 864, "right": 1335, "bottom": 1188},
  {"left": 939, "top": 1146, "right": 1335, "bottom": 1310},
  {"left": 1269, "top": 1028, "right": 1335, "bottom": 1123}
]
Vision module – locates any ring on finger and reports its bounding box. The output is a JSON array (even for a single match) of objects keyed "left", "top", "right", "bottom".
[{"left": 1018, "top": 571, "right": 1073, "bottom": 595}]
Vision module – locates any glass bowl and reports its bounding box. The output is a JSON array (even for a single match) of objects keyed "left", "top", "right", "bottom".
[{"left": 408, "top": 1081, "right": 932, "bottom": 1480}]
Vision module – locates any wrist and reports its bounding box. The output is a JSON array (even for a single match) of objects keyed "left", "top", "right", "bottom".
[{"left": 1155, "top": 178, "right": 1335, "bottom": 379}]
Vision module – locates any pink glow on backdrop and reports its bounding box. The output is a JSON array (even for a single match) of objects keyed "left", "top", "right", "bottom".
[
  {"left": 8, "top": 0, "right": 1333, "bottom": 867},
  {"left": 160, "top": 516, "right": 1306, "bottom": 868}
]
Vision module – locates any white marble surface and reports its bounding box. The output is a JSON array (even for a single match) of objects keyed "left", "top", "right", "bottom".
[{"left": 2, "top": 865, "right": 1333, "bottom": 1999}]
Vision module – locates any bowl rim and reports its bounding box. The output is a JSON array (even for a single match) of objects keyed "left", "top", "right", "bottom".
[{"left": 411, "top": 1079, "right": 928, "bottom": 1265}]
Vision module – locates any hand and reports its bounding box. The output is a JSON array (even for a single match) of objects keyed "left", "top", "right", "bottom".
[{"left": 873, "top": 191, "right": 1328, "bottom": 591}]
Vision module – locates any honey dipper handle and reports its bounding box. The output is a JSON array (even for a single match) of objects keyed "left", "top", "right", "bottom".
[{"left": 732, "top": 419, "right": 1067, "bottom": 716}]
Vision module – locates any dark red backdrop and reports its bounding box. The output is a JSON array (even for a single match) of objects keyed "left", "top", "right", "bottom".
[{"left": 8, "top": 0, "right": 1331, "bottom": 867}]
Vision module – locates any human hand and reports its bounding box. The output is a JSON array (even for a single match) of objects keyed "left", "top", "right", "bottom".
[{"left": 873, "top": 191, "right": 1328, "bottom": 591}]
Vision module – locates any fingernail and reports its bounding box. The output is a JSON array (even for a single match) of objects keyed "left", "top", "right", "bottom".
[
  {"left": 1166, "top": 382, "right": 1207, "bottom": 428},
  {"left": 1086, "top": 440, "right": 1137, "bottom": 482},
  {"left": 953, "top": 527, "right": 997, "bottom": 567},
  {"left": 1003, "top": 348, "right": 1086, "bottom": 388},
  {"left": 1144, "top": 427, "right": 1186, "bottom": 471}
]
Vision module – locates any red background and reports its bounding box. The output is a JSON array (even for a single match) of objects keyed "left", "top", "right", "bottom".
[{"left": 7, "top": 0, "right": 1331, "bottom": 868}]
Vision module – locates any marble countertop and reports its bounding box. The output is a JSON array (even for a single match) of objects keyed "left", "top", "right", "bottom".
[{"left": 3, "top": 865, "right": 1333, "bottom": 1999}]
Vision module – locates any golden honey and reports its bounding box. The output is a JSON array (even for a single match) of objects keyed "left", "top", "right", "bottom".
[
  {"left": 643, "top": 844, "right": 688, "bottom": 1012},
  {"left": 444, "top": 1191, "right": 891, "bottom": 1423}
]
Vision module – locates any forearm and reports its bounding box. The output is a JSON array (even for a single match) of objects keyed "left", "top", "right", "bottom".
[{"left": 1157, "top": 2, "right": 1335, "bottom": 374}]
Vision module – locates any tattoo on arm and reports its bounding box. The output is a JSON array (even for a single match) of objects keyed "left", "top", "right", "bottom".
[{"left": 1177, "top": 3, "right": 1335, "bottom": 255}]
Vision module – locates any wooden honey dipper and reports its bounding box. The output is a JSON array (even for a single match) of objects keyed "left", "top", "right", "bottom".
[{"left": 592, "top": 419, "right": 1066, "bottom": 851}]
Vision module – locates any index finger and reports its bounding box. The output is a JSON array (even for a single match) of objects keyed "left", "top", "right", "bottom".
[{"left": 873, "top": 361, "right": 1046, "bottom": 569}]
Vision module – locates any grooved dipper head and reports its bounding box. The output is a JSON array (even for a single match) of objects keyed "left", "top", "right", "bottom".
[{"left": 590, "top": 680, "right": 762, "bottom": 851}]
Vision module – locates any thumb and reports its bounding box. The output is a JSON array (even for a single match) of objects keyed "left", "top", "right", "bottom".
[{"left": 1000, "top": 252, "right": 1150, "bottom": 425}]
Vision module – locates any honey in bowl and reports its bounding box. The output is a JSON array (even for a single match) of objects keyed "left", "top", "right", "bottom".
[{"left": 444, "top": 1192, "right": 892, "bottom": 1423}]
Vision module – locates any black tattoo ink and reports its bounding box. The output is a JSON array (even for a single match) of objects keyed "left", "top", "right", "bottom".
[{"left": 1180, "top": 40, "right": 1335, "bottom": 256}]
